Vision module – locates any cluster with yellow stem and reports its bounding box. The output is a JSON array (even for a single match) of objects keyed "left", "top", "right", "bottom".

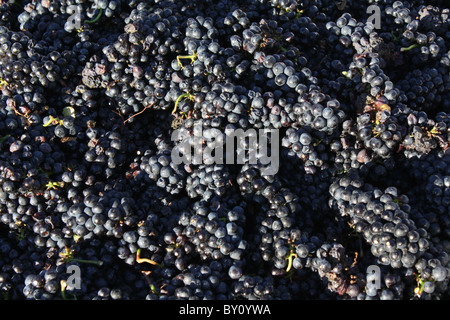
[
  {"left": 45, "top": 181, "right": 65, "bottom": 190},
  {"left": 76, "top": 25, "right": 85, "bottom": 34},
  {"left": 176, "top": 51, "right": 198, "bottom": 69},
  {"left": 171, "top": 91, "right": 196, "bottom": 129},
  {"left": 135, "top": 248, "right": 167, "bottom": 296},
  {"left": 285, "top": 239, "right": 298, "bottom": 273},
  {"left": 172, "top": 91, "right": 195, "bottom": 115},
  {"left": 43, "top": 115, "right": 64, "bottom": 127},
  {"left": 135, "top": 248, "right": 164, "bottom": 269},
  {"left": 424, "top": 125, "right": 442, "bottom": 139},
  {"left": 275, "top": 5, "right": 304, "bottom": 19},
  {"left": 414, "top": 273, "right": 436, "bottom": 298},
  {"left": 0, "top": 77, "right": 8, "bottom": 89}
]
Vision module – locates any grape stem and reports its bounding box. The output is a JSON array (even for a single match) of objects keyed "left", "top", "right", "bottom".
[
  {"left": 60, "top": 280, "right": 77, "bottom": 300},
  {"left": 46, "top": 181, "right": 65, "bottom": 190},
  {"left": 136, "top": 248, "right": 163, "bottom": 268},
  {"left": 0, "top": 134, "right": 10, "bottom": 144},
  {"left": 85, "top": 8, "right": 103, "bottom": 24},
  {"left": 59, "top": 247, "right": 103, "bottom": 266},
  {"left": 172, "top": 92, "right": 195, "bottom": 115},
  {"left": 123, "top": 102, "right": 155, "bottom": 125},
  {"left": 400, "top": 43, "right": 420, "bottom": 52},
  {"left": 0, "top": 77, "right": 8, "bottom": 89},
  {"left": 176, "top": 51, "right": 198, "bottom": 69},
  {"left": 43, "top": 115, "right": 63, "bottom": 127},
  {"left": 285, "top": 240, "right": 297, "bottom": 272},
  {"left": 67, "top": 258, "right": 103, "bottom": 266}
]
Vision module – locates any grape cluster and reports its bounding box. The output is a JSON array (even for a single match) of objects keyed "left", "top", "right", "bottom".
[{"left": 0, "top": 0, "right": 449, "bottom": 301}]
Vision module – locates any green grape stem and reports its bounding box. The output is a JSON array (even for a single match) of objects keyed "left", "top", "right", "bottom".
[
  {"left": 68, "top": 258, "right": 104, "bottom": 266},
  {"left": 85, "top": 8, "right": 103, "bottom": 24},
  {"left": 0, "top": 134, "right": 11, "bottom": 144},
  {"left": 400, "top": 43, "right": 420, "bottom": 52},
  {"left": 172, "top": 92, "right": 195, "bottom": 115}
]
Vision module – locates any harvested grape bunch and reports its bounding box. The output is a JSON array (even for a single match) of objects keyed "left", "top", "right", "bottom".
[{"left": 0, "top": 0, "right": 448, "bottom": 302}]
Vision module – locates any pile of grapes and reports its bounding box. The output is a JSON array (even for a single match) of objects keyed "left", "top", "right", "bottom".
[{"left": 0, "top": 0, "right": 449, "bottom": 300}]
